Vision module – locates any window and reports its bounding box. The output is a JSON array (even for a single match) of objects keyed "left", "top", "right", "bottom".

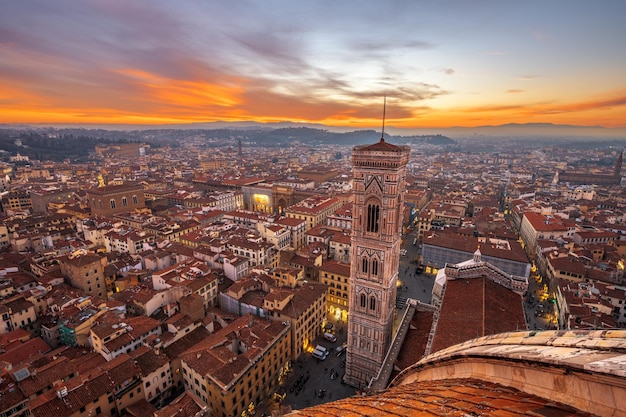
[
  {"left": 369, "top": 296, "right": 376, "bottom": 311},
  {"left": 122, "top": 197, "right": 128, "bottom": 207},
  {"left": 362, "top": 258, "right": 368, "bottom": 274},
  {"left": 360, "top": 293, "right": 366, "bottom": 308},
  {"left": 372, "top": 259, "right": 378, "bottom": 276},
  {"left": 110, "top": 199, "right": 116, "bottom": 209},
  {"left": 132, "top": 195, "right": 138, "bottom": 205},
  {"left": 366, "top": 202, "right": 380, "bottom": 233}
]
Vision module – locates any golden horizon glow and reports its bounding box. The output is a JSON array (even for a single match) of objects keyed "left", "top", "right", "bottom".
[{"left": 1, "top": 2, "right": 625, "bottom": 130}]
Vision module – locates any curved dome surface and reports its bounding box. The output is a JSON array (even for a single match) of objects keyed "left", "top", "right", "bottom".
[{"left": 287, "top": 329, "right": 626, "bottom": 416}]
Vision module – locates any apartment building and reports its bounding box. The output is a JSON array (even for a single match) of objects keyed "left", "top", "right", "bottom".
[
  {"left": 180, "top": 315, "right": 291, "bottom": 417},
  {"left": 284, "top": 195, "right": 343, "bottom": 231},
  {"left": 58, "top": 252, "right": 108, "bottom": 298}
]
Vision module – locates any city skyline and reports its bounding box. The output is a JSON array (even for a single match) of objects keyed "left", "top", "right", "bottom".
[{"left": 1, "top": 1, "right": 625, "bottom": 128}]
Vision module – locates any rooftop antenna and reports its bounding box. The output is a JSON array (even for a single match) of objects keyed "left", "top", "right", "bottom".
[{"left": 381, "top": 96, "right": 387, "bottom": 141}]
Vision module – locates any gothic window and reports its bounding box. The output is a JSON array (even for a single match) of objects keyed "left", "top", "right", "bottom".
[
  {"left": 362, "top": 258, "right": 368, "bottom": 274},
  {"left": 110, "top": 199, "right": 116, "bottom": 209},
  {"left": 372, "top": 259, "right": 378, "bottom": 276},
  {"left": 132, "top": 195, "right": 138, "bottom": 205},
  {"left": 122, "top": 197, "right": 128, "bottom": 206},
  {"left": 360, "top": 293, "right": 366, "bottom": 308},
  {"left": 366, "top": 202, "right": 380, "bottom": 233},
  {"left": 369, "top": 296, "right": 376, "bottom": 311}
]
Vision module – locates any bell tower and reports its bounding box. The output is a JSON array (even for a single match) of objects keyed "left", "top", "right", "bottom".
[{"left": 344, "top": 137, "right": 410, "bottom": 389}]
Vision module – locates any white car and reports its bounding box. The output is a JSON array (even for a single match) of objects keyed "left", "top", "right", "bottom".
[{"left": 312, "top": 345, "right": 329, "bottom": 360}]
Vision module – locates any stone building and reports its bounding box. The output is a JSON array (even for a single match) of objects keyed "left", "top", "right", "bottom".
[
  {"left": 344, "top": 138, "right": 410, "bottom": 389},
  {"left": 58, "top": 252, "right": 108, "bottom": 298},
  {"left": 179, "top": 315, "right": 291, "bottom": 417},
  {"left": 86, "top": 183, "right": 145, "bottom": 217}
]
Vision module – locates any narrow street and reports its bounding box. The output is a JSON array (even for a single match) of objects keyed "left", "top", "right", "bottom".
[{"left": 397, "top": 230, "right": 434, "bottom": 305}]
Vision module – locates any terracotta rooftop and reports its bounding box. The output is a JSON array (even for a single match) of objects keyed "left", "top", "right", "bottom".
[
  {"left": 180, "top": 314, "right": 289, "bottom": 389},
  {"left": 154, "top": 391, "right": 207, "bottom": 417},
  {"left": 393, "top": 309, "right": 434, "bottom": 377},
  {"left": 423, "top": 232, "right": 528, "bottom": 264},
  {"left": 430, "top": 277, "right": 527, "bottom": 354},
  {"left": 289, "top": 378, "right": 591, "bottom": 416},
  {"left": 354, "top": 138, "right": 404, "bottom": 153},
  {"left": 295, "top": 329, "right": 626, "bottom": 416},
  {"left": 319, "top": 260, "right": 350, "bottom": 276}
]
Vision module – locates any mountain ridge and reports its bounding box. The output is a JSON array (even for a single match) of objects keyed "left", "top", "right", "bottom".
[{"left": 2, "top": 121, "right": 625, "bottom": 139}]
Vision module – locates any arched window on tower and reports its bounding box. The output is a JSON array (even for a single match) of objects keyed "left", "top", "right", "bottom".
[
  {"left": 360, "top": 293, "right": 366, "bottom": 308},
  {"left": 371, "top": 259, "right": 378, "bottom": 276},
  {"left": 366, "top": 202, "right": 380, "bottom": 233},
  {"left": 369, "top": 296, "right": 376, "bottom": 311},
  {"left": 362, "top": 258, "right": 368, "bottom": 274}
]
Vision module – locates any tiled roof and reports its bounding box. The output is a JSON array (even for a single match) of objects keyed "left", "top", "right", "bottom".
[
  {"left": 17, "top": 357, "right": 76, "bottom": 397},
  {"left": 180, "top": 315, "right": 288, "bottom": 388},
  {"left": 356, "top": 138, "right": 403, "bottom": 153},
  {"left": 0, "top": 337, "right": 51, "bottom": 367},
  {"left": 319, "top": 260, "right": 350, "bottom": 276},
  {"left": 130, "top": 345, "right": 169, "bottom": 376},
  {"left": 154, "top": 391, "right": 206, "bottom": 417},
  {"left": 163, "top": 326, "right": 211, "bottom": 359},
  {"left": 393, "top": 309, "right": 434, "bottom": 377},
  {"left": 288, "top": 378, "right": 590, "bottom": 416},
  {"left": 430, "top": 277, "right": 527, "bottom": 354},
  {"left": 423, "top": 232, "right": 528, "bottom": 263}
]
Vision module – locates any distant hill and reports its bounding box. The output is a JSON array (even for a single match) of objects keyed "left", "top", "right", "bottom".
[
  {"left": 2, "top": 121, "right": 625, "bottom": 162},
  {"left": 241, "top": 127, "right": 455, "bottom": 147},
  {"left": 435, "top": 123, "right": 626, "bottom": 140},
  {"left": 0, "top": 126, "right": 455, "bottom": 161},
  {"left": 18, "top": 121, "right": 626, "bottom": 140}
]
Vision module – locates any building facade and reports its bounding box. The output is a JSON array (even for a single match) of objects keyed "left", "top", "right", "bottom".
[
  {"left": 344, "top": 138, "right": 410, "bottom": 389},
  {"left": 86, "top": 183, "right": 145, "bottom": 217},
  {"left": 180, "top": 315, "right": 291, "bottom": 417}
]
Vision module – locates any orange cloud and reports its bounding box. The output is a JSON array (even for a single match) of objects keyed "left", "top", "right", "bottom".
[{"left": 2, "top": 70, "right": 625, "bottom": 129}]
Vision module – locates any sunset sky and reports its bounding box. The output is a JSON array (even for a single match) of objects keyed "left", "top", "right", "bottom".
[{"left": 1, "top": 1, "right": 625, "bottom": 128}]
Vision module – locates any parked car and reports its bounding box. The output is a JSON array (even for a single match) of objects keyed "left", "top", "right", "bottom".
[
  {"left": 312, "top": 345, "right": 329, "bottom": 360},
  {"left": 323, "top": 332, "right": 337, "bottom": 342}
]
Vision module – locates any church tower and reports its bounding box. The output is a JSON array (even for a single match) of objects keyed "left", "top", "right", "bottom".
[
  {"left": 344, "top": 137, "right": 410, "bottom": 389},
  {"left": 613, "top": 149, "right": 623, "bottom": 177}
]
